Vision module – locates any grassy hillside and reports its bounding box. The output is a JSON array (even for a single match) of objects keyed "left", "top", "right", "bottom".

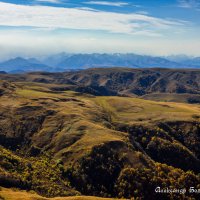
[
  {"left": 2, "top": 68, "right": 200, "bottom": 98},
  {"left": 92, "top": 96, "right": 200, "bottom": 125},
  {"left": 0, "top": 187, "right": 118, "bottom": 200},
  {"left": 142, "top": 93, "right": 200, "bottom": 103},
  {"left": 1, "top": 77, "right": 200, "bottom": 199}
]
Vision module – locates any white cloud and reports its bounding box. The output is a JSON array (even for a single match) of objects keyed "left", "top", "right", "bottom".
[
  {"left": 84, "top": 1, "right": 129, "bottom": 7},
  {"left": 135, "top": 11, "right": 149, "bottom": 15},
  {"left": 36, "top": 0, "right": 61, "bottom": 3},
  {"left": 0, "top": 2, "right": 198, "bottom": 58},
  {"left": 0, "top": 2, "right": 184, "bottom": 36},
  {"left": 178, "top": 0, "right": 200, "bottom": 8}
]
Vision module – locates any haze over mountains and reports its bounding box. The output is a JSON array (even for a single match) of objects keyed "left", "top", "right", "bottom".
[{"left": 0, "top": 53, "right": 200, "bottom": 73}]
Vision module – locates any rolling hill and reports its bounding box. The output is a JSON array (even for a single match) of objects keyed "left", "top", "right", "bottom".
[
  {"left": 1, "top": 68, "right": 200, "bottom": 100},
  {"left": 1, "top": 68, "right": 200, "bottom": 199}
]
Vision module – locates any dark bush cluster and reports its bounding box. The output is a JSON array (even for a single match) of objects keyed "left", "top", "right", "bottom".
[
  {"left": 0, "top": 146, "right": 78, "bottom": 197},
  {"left": 65, "top": 143, "right": 200, "bottom": 200},
  {"left": 66, "top": 143, "right": 124, "bottom": 197},
  {"left": 115, "top": 164, "right": 200, "bottom": 199}
]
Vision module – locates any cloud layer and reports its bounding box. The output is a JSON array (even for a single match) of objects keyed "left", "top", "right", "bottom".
[
  {"left": 0, "top": 1, "right": 199, "bottom": 58},
  {"left": 178, "top": 0, "right": 200, "bottom": 8},
  {"left": 84, "top": 1, "right": 129, "bottom": 7},
  {"left": 0, "top": 2, "right": 183, "bottom": 36},
  {"left": 36, "top": 0, "right": 61, "bottom": 3}
]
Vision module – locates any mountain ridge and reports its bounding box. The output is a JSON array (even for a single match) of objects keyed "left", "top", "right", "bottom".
[
  {"left": 1, "top": 53, "right": 200, "bottom": 73},
  {"left": 1, "top": 67, "right": 200, "bottom": 98},
  {"left": 0, "top": 57, "right": 50, "bottom": 73}
]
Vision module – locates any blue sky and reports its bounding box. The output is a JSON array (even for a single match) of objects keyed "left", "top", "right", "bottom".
[{"left": 0, "top": 0, "right": 200, "bottom": 59}]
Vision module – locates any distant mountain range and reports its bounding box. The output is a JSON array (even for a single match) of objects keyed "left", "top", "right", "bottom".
[
  {"left": 0, "top": 53, "right": 200, "bottom": 73},
  {"left": 166, "top": 55, "right": 200, "bottom": 66},
  {"left": 0, "top": 57, "right": 50, "bottom": 73}
]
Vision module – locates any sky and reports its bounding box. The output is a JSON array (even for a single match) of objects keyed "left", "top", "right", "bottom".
[{"left": 0, "top": 0, "right": 200, "bottom": 59}]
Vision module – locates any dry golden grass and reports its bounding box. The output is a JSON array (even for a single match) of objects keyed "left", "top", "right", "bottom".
[
  {"left": 3, "top": 83, "right": 200, "bottom": 162},
  {"left": 0, "top": 188, "right": 119, "bottom": 200},
  {"left": 1, "top": 81, "right": 200, "bottom": 200},
  {"left": 7, "top": 85, "right": 128, "bottom": 165},
  {"left": 14, "top": 83, "right": 200, "bottom": 126},
  {"left": 92, "top": 96, "right": 200, "bottom": 125},
  {"left": 142, "top": 93, "right": 200, "bottom": 103}
]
